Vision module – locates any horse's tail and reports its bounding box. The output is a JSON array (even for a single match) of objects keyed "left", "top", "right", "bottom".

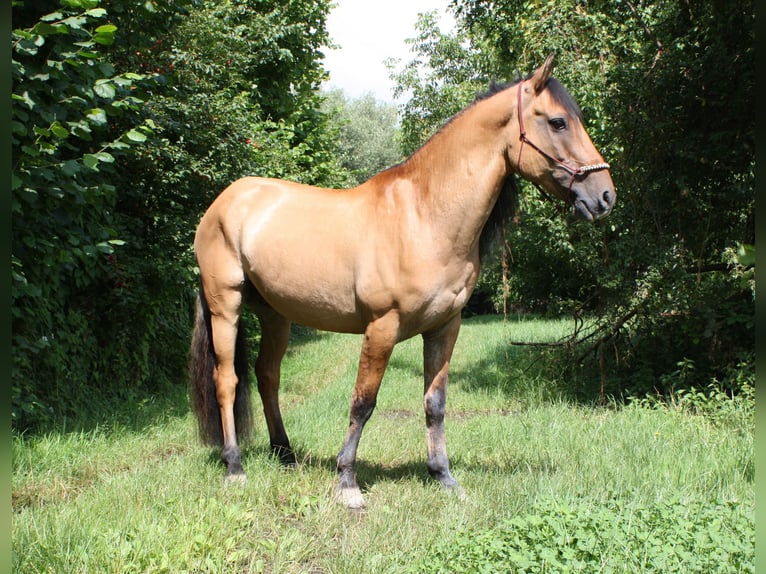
[{"left": 189, "top": 285, "right": 253, "bottom": 446}]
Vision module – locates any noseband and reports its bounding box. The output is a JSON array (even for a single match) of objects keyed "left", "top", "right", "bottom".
[{"left": 516, "top": 80, "right": 610, "bottom": 207}]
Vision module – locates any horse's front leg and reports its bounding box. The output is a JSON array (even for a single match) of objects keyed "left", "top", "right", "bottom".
[
  {"left": 422, "top": 314, "right": 462, "bottom": 493},
  {"left": 335, "top": 314, "right": 398, "bottom": 509}
]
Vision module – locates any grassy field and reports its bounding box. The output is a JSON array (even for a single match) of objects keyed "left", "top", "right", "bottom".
[{"left": 12, "top": 316, "right": 754, "bottom": 572}]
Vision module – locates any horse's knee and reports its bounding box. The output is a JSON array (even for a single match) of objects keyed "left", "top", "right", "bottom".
[
  {"left": 424, "top": 387, "right": 446, "bottom": 425},
  {"left": 349, "top": 394, "right": 377, "bottom": 426}
]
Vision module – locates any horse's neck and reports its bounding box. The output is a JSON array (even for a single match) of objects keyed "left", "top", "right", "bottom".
[{"left": 404, "top": 89, "right": 516, "bottom": 255}]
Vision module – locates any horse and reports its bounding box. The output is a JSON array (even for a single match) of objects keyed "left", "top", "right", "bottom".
[{"left": 189, "top": 54, "right": 615, "bottom": 509}]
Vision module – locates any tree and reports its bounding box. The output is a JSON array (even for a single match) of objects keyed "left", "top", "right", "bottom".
[
  {"left": 390, "top": 1, "right": 754, "bottom": 396},
  {"left": 12, "top": 0, "right": 348, "bottom": 430},
  {"left": 322, "top": 89, "right": 402, "bottom": 185}
]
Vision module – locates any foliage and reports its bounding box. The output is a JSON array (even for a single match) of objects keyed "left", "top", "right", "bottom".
[
  {"left": 12, "top": 0, "right": 162, "bottom": 428},
  {"left": 389, "top": 0, "right": 754, "bottom": 396},
  {"left": 411, "top": 498, "right": 754, "bottom": 573},
  {"left": 11, "top": 0, "right": 347, "bottom": 431},
  {"left": 321, "top": 89, "right": 403, "bottom": 185}
]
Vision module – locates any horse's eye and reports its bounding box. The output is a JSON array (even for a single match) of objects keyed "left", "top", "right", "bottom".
[{"left": 549, "top": 118, "right": 567, "bottom": 131}]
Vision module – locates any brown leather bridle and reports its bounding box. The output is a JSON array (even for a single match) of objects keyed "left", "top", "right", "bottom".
[{"left": 516, "top": 80, "right": 610, "bottom": 208}]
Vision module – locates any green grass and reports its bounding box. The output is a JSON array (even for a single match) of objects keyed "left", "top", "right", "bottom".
[{"left": 12, "top": 316, "right": 754, "bottom": 573}]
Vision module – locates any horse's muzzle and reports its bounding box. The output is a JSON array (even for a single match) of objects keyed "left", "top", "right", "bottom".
[{"left": 572, "top": 188, "right": 615, "bottom": 221}]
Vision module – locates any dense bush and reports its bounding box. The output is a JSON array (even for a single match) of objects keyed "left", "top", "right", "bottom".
[
  {"left": 12, "top": 0, "right": 162, "bottom": 427},
  {"left": 11, "top": 0, "right": 347, "bottom": 431}
]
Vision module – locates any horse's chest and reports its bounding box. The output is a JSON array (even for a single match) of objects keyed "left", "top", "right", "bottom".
[{"left": 407, "top": 259, "right": 479, "bottom": 319}]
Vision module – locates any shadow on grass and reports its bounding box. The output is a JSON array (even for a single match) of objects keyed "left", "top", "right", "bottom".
[
  {"left": 31, "top": 315, "right": 595, "bottom": 447},
  {"left": 451, "top": 315, "right": 601, "bottom": 404},
  {"left": 24, "top": 381, "right": 193, "bottom": 439},
  {"left": 203, "top": 438, "right": 559, "bottom": 497}
]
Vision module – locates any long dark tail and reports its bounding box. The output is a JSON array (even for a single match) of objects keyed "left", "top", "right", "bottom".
[{"left": 189, "top": 286, "right": 253, "bottom": 446}]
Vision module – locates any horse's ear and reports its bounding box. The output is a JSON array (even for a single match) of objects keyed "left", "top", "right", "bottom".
[{"left": 531, "top": 53, "right": 556, "bottom": 94}]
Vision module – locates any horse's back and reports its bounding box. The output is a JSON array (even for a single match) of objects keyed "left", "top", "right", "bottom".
[{"left": 195, "top": 177, "right": 371, "bottom": 332}]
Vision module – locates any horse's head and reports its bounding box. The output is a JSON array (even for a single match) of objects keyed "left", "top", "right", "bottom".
[{"left": 512, "top": 54, "right": 615, "bottom": 221}]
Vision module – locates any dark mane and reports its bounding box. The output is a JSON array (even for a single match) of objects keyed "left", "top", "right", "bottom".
[
  {"left": 472, "top": 79, "right": 520, "bottom": 103},
  {"left": 479, "top": 174, "right": 519, "bottom": 263},
  {"left": 544, "top": 77, "right": 584, "bottom": 122}
]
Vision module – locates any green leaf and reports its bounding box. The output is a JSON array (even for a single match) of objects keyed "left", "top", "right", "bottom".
[
  {"left": 108, "top": 141, "right": 131, "bottom": 151},
  {"left": 11, "top": 90, "right": 37, "bottom": 110},
  {"left": 736, "top": 243, "right": 755, "bottom": 267},
  {"left": 40, "top": 11, "right": 64, "bottom": 22},
  {"left": 93, "top": 81, "right": 116, "bottom": 99},
  {"left": 61, "top": 160, "right": 81, "bottom": 176},
  {"left": 86, "top": 108, "right": 107, "bottom": 125},
  {"left": 125, "top": 128, "right": 147, "bottom": 143},
  {"left": 83, "top": 154, "right": 100, "bottom": 170},
  {"left": 61, "top": 15, "right": 88, "bottom": 30},
  {"left": 33, "top": 22, "right": 69, "bottom": 36},
  {"left": 93, "top": 25, "right": 118, "bottom": 46},
  {"left": 11, "top": 121, "right": 26, "bottom": 136},
  {"left": 50, "top": 121, "right": 69, "bottom": 138},
  {"left": 70, "top": 121, "right": 93, "bottom": 140},
  {"left": 93, "top": 33, "right": 116, "bottom": 46},
  {"left": 94, "top": 151, "right": 114, "bottom": 163},
  {"left": 21, "top": 145, "right": 40, "bottom": 158},
  {"left": 16, "top": 37, "right": 44, "bottom": 56},
  {"left": 61, "top": 0, "right": 99, "bottom": 10},
  {"left": 85, "top": 8, "right": 108, "bottom": 18},
  {"left": 95, "top": 24, "right": 117, "bottom": 34}
]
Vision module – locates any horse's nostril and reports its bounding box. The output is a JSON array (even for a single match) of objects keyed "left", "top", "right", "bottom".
[{"left": 602, "top": 190, "right": 612, "bottom": 205}]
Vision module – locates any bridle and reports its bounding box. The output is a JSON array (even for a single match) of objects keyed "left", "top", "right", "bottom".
[{"left": 516, "top": 80, "right": 610, "bottom": 209}]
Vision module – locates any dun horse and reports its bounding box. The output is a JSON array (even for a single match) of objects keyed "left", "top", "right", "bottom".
[{"left": 190, "top": 55, "right": 615, "bottom": 508}]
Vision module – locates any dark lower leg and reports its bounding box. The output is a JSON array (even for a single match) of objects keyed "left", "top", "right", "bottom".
[
  {"left": 212, "top": 338, "right": 245, "bottom": 477},
  {"left": 424, "top": 390, "right": 457, "bottom": 488},
  {"left": 336, "top": 396, "right": 376, "bottom": 490},
  {"left": 259, "top": 389, "right": 295, "bottom": 465},
  {"left": 255, "top": 311, "right": 295, "bottom": 465},
  {"left": 222, "top": 444, "right": 244, "bottom": 476},
  {"left": 423, "top": 316, "right": 461, "bottom": 491},
  {"left": 334, "top": 315, "right": 397, "bottom": 507}
]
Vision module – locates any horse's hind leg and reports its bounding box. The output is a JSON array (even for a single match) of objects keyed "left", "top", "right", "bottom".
[
  {"left": 255, "top": 307, "right": 295, "bottom": 465},
  {"left": 206, "top": 289, "right": 247, "bottom": 481}
]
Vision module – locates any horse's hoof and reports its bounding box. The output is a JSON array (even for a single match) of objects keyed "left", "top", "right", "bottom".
[
  {"left": 272, "top": 445, "right": 297, "bottom": 468},
  {"left": 335, "top": 486, "right": 365, "bottom": 509},
  {"left": 224, "top": 472, "right": 247, "bottom": 487},
  {"left": 279, "top": 453, "right": 298, "bottom": 468}
]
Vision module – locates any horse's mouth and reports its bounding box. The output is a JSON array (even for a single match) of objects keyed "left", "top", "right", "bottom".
[
  {"left": 572, "top": 194, "right": 613, "bottom": 222},
  {"left": 573, "top": 199, "right": 595, "bottom": 222}
]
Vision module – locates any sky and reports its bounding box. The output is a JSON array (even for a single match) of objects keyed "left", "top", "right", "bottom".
[{"left": 322, "top": 1, "right": 455, "bottom": 103}]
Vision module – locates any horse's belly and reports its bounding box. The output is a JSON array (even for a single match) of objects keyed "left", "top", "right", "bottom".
[{"left": 245, "top": 257, "right": 364, "bottom": 334}]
